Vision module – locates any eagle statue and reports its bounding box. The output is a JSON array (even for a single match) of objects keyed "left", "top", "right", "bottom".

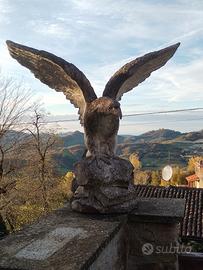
[{"left": 6, "top": 41, "right": 180, "bottom": 158}]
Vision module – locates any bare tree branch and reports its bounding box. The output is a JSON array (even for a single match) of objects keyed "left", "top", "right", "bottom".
[{"left": 26, "top": 109, "right": 58, "bottom": 211}]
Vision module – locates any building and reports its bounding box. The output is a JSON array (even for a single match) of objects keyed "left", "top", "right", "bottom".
[
  {"left": 186, "top": 174, "right": 200, "bottom": 188},
  {"left": 185, "top": 160, "right": 203, "bottom": 188},
  {"left": 134, "top": 185, "right": 203, "bottom": 241},
  {"left": 195, "top": 160, "right": 203, "bottom": 188}
]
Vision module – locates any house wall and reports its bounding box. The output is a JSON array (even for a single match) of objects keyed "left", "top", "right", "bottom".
[{"left": 195, "top": 162, "right": 203, "bottom": 188}]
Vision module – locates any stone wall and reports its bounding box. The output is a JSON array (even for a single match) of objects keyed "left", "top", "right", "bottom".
[
  {"left": 89, "top": 226, "right": 127, "bottom": 270},
  {"left": 0, "top": 198, "right": 185, "bottom": 270}
]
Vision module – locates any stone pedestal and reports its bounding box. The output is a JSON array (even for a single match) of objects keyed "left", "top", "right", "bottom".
[
  {"left": 71, "top": 156, "right": 138, "bottom": 214},
  {"left": 127, "top": 198, "right": 186, "bottom": 270}
]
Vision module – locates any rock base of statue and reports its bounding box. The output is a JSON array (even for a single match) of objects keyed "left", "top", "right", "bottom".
[{"left": 70, "top": 156, "right": 138, "bottom": 214}]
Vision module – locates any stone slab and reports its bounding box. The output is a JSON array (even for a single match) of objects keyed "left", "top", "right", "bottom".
[
  {"left": 15, "top": 227, "right": 85, "bottom": 260},
  {"left": 129, "top": 198, "right": 186, "bottom": 223},
  {"left": 0, "top": 204, "right": 127, "bottom": 270}
]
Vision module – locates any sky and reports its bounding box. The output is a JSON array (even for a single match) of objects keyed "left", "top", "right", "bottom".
[{"left": 0, "top": 0, "right": 203, "bottom": 134}]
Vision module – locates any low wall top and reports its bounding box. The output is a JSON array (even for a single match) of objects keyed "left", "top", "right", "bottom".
[{"left": 0, "top": 204, "right": 126, "bottom": 270}]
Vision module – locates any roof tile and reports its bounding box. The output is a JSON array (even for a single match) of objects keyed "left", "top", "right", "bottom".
[{"left": 135, "top": 185, "right": 203, "bottom": 241}]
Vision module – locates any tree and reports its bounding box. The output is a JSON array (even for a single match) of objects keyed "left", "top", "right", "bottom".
[
  {"left": 26, "top": 110, "right": 58, "bottom": 211},
  {"left": 0, "top": 74, "right": 33, "bottom": 231},
  {"left": 3, "top": 109, "right": 65, "bottom": 230},
  {"left": 129, "top": 153, "right": 141, "bottom": 171},
  {"left": 134, "top": 170, "right": 150, "bottom": 185},
  {"left": 51, "top": 171, "right": 74, "bottom": 204},
  {"left": 151, "top": 170, "right": 161, "bottom": 186},
  {"left": 0, "top": 75, "right": 32, "bottom": 181},
  {"left": 187, "top": 156, "right": 203, "bottom": 173},
  {"left": 129, "top": 153, "right": 150, "bottom": 185},
  {"left": 0, "top": 75, "right": 69, "bottom": 231},
  {"left": 169, "top": 166, "right": 179, "bottom": 186},
  {"left": 129, "top": 153, "right": 145, "bottom": 184}
]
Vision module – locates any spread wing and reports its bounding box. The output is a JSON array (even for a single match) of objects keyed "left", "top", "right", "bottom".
[
  {"left": 6, "top": 40, "right": 97, "bottom": 125},
  {"left": 103, "top": 43, "right": 180, "bottom": 101}
]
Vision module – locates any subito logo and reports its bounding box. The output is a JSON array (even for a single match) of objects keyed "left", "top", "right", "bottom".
[{"left": 142, "top": 243, "right": 154, "bottom": 255}]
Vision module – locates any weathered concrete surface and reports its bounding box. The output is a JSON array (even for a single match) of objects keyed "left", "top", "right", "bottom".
[
  {"left": 15, "top": 227, "right": 85, "bottom": 261},
  {"left": 89, "top": 225, "right": 127, "bottom": 270},
  {"left": 127, "top": 198, "right": 186, "bottom": 270},
  {"left": 71, "top": 156, "right": 137, "bottom": 214},
  {"left": 129, "top": 198, "right": 186, "bottom": 223},
  {"left": 0, "top": 204, "right": 127, "bottom": 270},
  {"left": 0, "top": 198, "right": 186, "bottom": 270}
]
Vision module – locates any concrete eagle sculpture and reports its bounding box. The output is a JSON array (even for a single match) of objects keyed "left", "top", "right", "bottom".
[
  {"left": 6, "top": 40, "right": 180, "bottom": 213},
  {"left": 6, "top": 41, "right": 180, "bottom": 158}
]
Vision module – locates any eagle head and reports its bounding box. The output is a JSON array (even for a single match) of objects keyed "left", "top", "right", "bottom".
[{"left": 89, "top": 97, "right": 122, "bottom": 119}]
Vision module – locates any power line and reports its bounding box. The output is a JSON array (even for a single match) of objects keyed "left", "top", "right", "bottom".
[
  {"left": 6, "top": 107, "right": 203, "bottom": 126},
  {"left": 121, "top": 117, "right": 203, "bottom": 126},
  {"left": 123, "top": 107, "right": 203, "bottom": 117}
]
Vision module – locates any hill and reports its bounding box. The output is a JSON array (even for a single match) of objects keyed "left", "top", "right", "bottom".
[
  {"left": 55, "top": 128, "right": 203, "bottom": 171},
  {"left": 176, "top": 130, "right": 203, "bottom": 142},
  {"left": 134, "top": 129, "right": 182, "bottom": 143},
  {"left": 58, "top": 128, "right": 183, "bottom": 145},
  {"left": 2, "top": 128, "right": 203, "bottom": 172},
  {"left": 59, "top": 131, "right": 84, "bottom": 147}
]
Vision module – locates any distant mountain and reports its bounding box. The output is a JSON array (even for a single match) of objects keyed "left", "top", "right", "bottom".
[
  {"left": 59, "top": 131, "right": 84, "bottom": 147},
  {"left": 57, "top": 129, "right": 203, "bottom": 145},
  {"left": 58, "top": 129, "right": 183, "bottom": 146},
  {"left": 2, "top": 128, "right": 203, "bottom": 172},
  {"left": 177, "top": 130, "right": 203, "bottom": 142},
  {"left": 135, "top": 129, "right": 182, "bottom": 143},
  {"left": 54, "top": 145, "right": 85, "bottom": 174},
  {"left": 0, "top": 130, "right": 29, "bottom": 145}
]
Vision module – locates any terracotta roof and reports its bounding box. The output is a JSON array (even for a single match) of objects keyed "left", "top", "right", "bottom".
[
  {"left": 186, "top": 174, "right": 199, "bottom": 182},
  {"left": 135, "top": 185, "right": 203, "bottom": 241}
]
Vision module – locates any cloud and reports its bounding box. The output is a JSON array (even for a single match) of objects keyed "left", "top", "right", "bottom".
[
  {"left": 0, "top": 43, "right": 12, "bottom": 69},
  {"left": 0, "top": 0, "right": 12, "bottom": 24},
  {"left": 0, "top": 0, "right": 203, "bottom": 133},
  {"left": 30, "top": 20, "right": 72, "bottom": 39},
  {"left": 148, "top": 57, "right": 203, "bottom": 103}
]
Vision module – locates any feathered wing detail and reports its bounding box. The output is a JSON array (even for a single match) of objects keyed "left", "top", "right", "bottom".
[
  {"left": 6, "top": 40, "right": 97, "bottom": 125},
  {"left": 103, "top": 43, "right": 180, "bottom": 101}
]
